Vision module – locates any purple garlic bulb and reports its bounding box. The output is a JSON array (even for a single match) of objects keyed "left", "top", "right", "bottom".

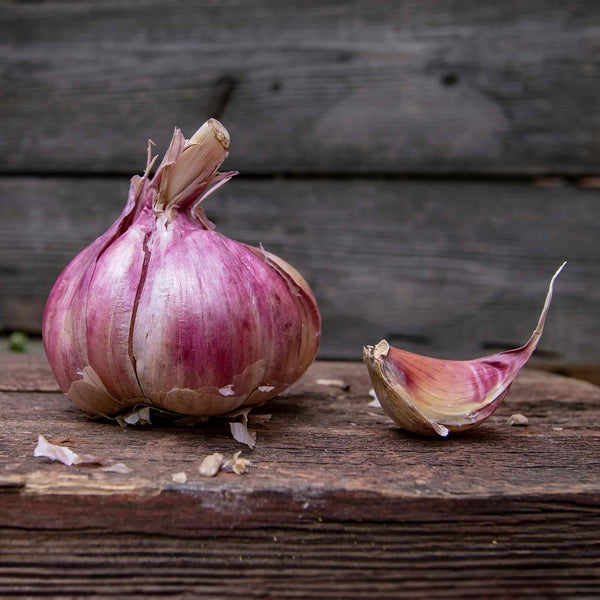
[{"left": 43, "top": 120, "right": 321, "bottom": 418}]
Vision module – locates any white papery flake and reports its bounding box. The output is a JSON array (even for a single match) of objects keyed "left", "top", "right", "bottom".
[
  {"left": 172, "top": 471, "right": 188, "bottom": 483},
  {"left": 33, "top": 434, "right": 104, "bottom": 466},
  {"left": 368, "top": 388, "right": 382, "bottom": 407},
  {"left": 218, "top": 384, "right": 235, "bottom": 396},
  {"left": 34, "top": 435, "right": 80, "bottom": 466},
  {"left": 230, "top": 422, "right": 257, "bottom": 448},
  {"left": 224, "top": 407, "right": 257, "bottom": 448},
  {"left": 116, "top": 406, "right": 152, "bottom": 427},
  {"left": 125, "top": 406, "right": 152, "bottom": 425}
]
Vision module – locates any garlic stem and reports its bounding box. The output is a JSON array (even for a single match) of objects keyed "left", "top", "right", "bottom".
[
  {"left": 158, "top": 119, "right": 230, "bottom": 210},
  {"left": 189, "top": 118, "right": 230, "bottom": 150}
]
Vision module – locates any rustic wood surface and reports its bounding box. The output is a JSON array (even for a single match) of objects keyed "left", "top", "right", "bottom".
[
  {"left": 2, "top": 1, "right": 600, "bottom": 175},
  {"left": 2, "top": 176, "right": 598, "bottom": 361},
  {"left": 533, "top": 361, "right": 600, "bottom": 388},
  {"left": 1, "top": 353, "right": 599, "bottom": 598}
]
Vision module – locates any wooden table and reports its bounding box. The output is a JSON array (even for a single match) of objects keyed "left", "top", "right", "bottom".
[{"left": 1, "top": 354, "right": 599, "bottom": 599}]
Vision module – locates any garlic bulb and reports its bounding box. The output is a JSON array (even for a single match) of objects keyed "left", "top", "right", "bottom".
[
  {"left": 363, "top": 264, "right": 565, "bottom": 437},
  {"left": 43, "top": 120, "right": 321, "bottom": 418}
]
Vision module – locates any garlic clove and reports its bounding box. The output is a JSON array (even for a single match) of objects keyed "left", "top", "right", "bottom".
[
  {"left": 255, "top": 248, "right": 322, "bottom": 377},
  {"left": 42, "top": 171, "right": 151, "bottom": 398},
  {"left": 130, "top": 220, "right": 318, "bottom": 413},
  {"left": 363, "top": 263, "right": 566, "bottom": 437},
  {"left": 84, "top": 225, "right": 151, "bottom": 401}
]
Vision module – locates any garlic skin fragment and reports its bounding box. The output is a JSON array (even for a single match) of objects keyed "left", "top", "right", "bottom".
[
  {"left": 43, "top": 120, "right": 321, "bottom": 418},
  {"left": 172, "top": 471, "right": 188, "bottom": 484},
  {"left": 198, "top": 453, "right": 224, "bottom": 478},
  {"left": 34, "top": 434, "right": 81, "bottom": 466},
  {"left": 363, "top": 264, "right": 565, "bottom": 437}
]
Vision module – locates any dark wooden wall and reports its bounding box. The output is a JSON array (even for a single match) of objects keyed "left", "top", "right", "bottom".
[{"left": 1, "top": 1, "right": 599, "bottom": 361}]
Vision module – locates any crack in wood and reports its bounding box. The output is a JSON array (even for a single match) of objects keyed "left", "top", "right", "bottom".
[
  {"left": 0, "top": 470, "right": 163, "bottom": 497},
  {"left": 206, "top": 75, "right": 237, "bottom": 122}
]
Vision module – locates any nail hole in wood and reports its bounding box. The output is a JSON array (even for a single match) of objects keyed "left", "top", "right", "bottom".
[
  {"left": 336, "top": 52, "right": 354, "bottom": 63},
  {"left": 441, "top": 73, "right": 459, "bottom": 87},
  {"left": 206, "top": 75, "right": 237, "bottom": 120}
]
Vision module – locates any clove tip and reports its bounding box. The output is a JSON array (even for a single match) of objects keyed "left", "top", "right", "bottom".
[
  {"left": 373, "top": 339, "right": 390, "bottom": 359},
  {"left": 363, "top": 340, "right": 390, "bottom": 364}
]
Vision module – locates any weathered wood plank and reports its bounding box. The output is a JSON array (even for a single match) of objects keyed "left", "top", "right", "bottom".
[
  {"left": 0, "top": 352, "right": 58, "bottom": 392},
  {"left": 1, "top": 359, "right": 599, "bottom": 598},
  {"left": 4, "top": 358, "right": 599, "bottom": 503},
  {"left": 1, "top": 176, "right": 598, "bottom": 361},
  {"left": 0, "top": 518, "right": 599, "bottom": 599},
  {"left": 2, "top": 1, "right": 600, "bottom": 174}
]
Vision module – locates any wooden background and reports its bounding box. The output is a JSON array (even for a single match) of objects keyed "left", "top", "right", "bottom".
[{"left": 1, "top": 1, "right": 599, "bottom": 362}]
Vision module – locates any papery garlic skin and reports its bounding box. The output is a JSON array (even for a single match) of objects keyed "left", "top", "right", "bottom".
[
  {"left": 363, "top": 264, "right": 565, "bottom": 437},
  {"left": 43, "top": 120, "right": 321, "bottom": 418}
]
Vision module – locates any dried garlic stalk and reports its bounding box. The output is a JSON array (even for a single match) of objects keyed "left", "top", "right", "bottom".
[{"left": 222, "top": 451, "right": 251, "bottom": 475}]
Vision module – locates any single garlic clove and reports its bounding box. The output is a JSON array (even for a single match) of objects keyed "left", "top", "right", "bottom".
[
  {"left": 363, "top": 263, "right": 566, "bottom": 437},
  {"left": 42, "top": 170, "right": 150, "bottom": 398}
]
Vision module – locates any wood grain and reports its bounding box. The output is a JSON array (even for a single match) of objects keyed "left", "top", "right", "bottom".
[
  {"left": 532, "top": 361, "right": 600, "bottom": 388},
  {"left": 1, "top": 357, "right": 599, "bottom": 598},
  {"left": 1, "top": 1, "right": 600, "bottom": 174},
  {"left": 0, "top": 352, "right": 58, "bottom": 392},
  {"left": 1, "top": 176, "right": 598, "bottom": 361}
]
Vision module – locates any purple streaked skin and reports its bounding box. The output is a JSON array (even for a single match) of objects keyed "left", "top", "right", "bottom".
[
  {"left": 378, "top": 346, "right": 523, "bottom": 432},
  {"left": 42, "top": 173, "right": 148, "bottom": 396},
  {"left": 363, "top": 263, "right": 565, "bottom": 436},
  {"left": 132, "top": 214, "right": 319, "bottom": 415},
  {"left": 43, "top": 126, "right": 321, "bottom": 418}
]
